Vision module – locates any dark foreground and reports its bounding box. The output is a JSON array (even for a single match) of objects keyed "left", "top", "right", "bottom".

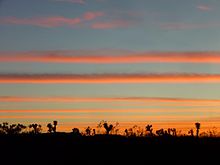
[{"left": 0, "top": 133, "right": 219, "bottom": 165}]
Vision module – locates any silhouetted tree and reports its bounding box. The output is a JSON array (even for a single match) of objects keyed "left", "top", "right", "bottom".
[
  {"left": 103, "top": 122, "right": 113, "bottom": 135},
  {"left": 168, "top": 128, "right": 177, "bottom": 136},
  {"left": 156, "top": 129, "right": 164, "bottom": 136},
  {"left": 85, "top": 126, "right": 91, "bottom": 136},
  {"left": 171, "top": 128, "right": 177, "bottom": 136},
  {"left": 112, "top": 122, "right": 119, "bottom": 135},
  {"left": 29, "top": 124, "right": 42, "bottom": 134},
  {"left": 47, "top": 123, "right": 53, "bottom": 133},
  {"left": 207, "top": 127, "right": 217, "bottom": 137},
  {"left": 146, "top": 124, "right": 153, "bottom": 136},
  {"left": 53, "top": 121, "right": 58, "bottom": 133},
  {"left": 97, "top": 120, "right": 105, "bottom": 134},
  {"left": 195, "top": 122, "right": 201, "bottom": 138},
  {"left": 125, "top": 129, "right": 129, "bottom": 136},
  {"left": 137, "top": 126, "right": 144, "bottom": 137},
  {"left": 0, "top": 122, "right": 26, "bottom": 134},
  {"left": 47, "top": 121, "right": 58, "bottom": 133}
]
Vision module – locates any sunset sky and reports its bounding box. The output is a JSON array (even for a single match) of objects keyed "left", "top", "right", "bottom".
[{"left": 0, "top": 0, "right": 220, "bottom": 133}]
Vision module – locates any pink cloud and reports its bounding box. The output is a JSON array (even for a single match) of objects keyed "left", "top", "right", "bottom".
[
  {"left": 83, "top": 11, "right": 104, "bottom": 20},
  {"left": 197, "top": 5, "right": 212, "bottom": 11},
  {"left": 0, "top": 16, "right": 82, "bottom": 27},
  {"left": 52, "top": 0, "right": 105, "bottom": 5},
  {"left": 53, "top": 0, "right": 86, "bottom": 5},
  {"left": 0, "top": 11, "right": 103, "bottom": 28},
  {"left": 160, "top": 22, "right": 220, "bottom": 30},
  {"left": 91, "top": 20, "right": 134, "bottom": 29}
]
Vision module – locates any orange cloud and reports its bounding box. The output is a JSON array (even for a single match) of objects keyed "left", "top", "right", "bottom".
[
  {"left": 1, "top": 96, "right": 220, "bottom": 107},
  {"left": 0, "top": 107, "right": 219, "bottom": 113},
  {"left": 1, "top": 73, "right": 220, "bottom": 83},
  {"left": 1, "top": 51, "right": 220, "bottom": 63},
  {"left": 0, "top": 11, "right": 103, "bottom": 27},
  {"left": 0, "top": 114, "right": 215, "bottom": 121}
]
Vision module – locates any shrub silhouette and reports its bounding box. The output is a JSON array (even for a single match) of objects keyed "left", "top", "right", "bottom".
[
  {"left": 168, "top": 128, "right": 177, "bottom": 136},
  {"left": 29, "top": 124, "right": 42, "bottom": 134},
  {"left": 0, "top": 122, "right": 9, "bottom": 134},
  {"left": 125, "top": 129, "right": 129, "bottom": 136},
  {"left": 156, "top": 129, "right": 164, "bottom": 136},
  {"left": 171, "top": 128, "right": 177, "bottom": 136},
  {"left": 0, "top": 122, "right": 26, "bottom": 134},
  {"left": 188, "top": 129, "right": 194, "bottom": 137},
  {"left": 137, "top": 126, "right": 144, "bottom": 137},
  {"left": 195, "top": 122, "right": 201, "bottom": 138},
  {"left": 112, "top": 122, "right": 119, "bottom": 135},
  {"left": 72, "top": 128, "right": 81, "bottom": 136}
]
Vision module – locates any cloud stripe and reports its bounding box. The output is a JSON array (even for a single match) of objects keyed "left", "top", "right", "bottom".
[
  {"left": 0, "top": 115, "right": 213, "bottom": 120},
  {"left": 0, "top": 11, "right": 103, "bottom": 27},
  {"left": 0, "top": 74, "right": 220, "bottom": 83},
  {"left": 91, "top": 20, "right": 134, "bottom": 29},
  {"left": 197, "top": 5, "right": 212, "bottom": 11},
  {"left": 1, "top": 96, "right": 220, "bottom": 106},
  {"left": 1, "top": 51, "right": 220, "bottom": 63},
  {"left": 0, "top": 108, "right": 219, "bottom": 113},
  {"left": 53, "top": 0, "right": 86, "bottom": 5}
]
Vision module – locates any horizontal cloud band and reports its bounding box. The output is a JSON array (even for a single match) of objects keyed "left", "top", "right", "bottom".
[
  {"left": 0, "top": 50, "right": 220, "bottom": 64},
  {"left": 1, "top": 51, "right": 220, "bottom": 63},
  {"left": 1, "top": 96, "right": 220, "bottom": 105},
  {"left": 1, "top": 73, "right": 220, "bottom": 83}
]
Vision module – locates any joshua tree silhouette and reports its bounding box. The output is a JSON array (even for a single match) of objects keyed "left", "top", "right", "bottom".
[
  {"left": 195, "top": 122, "right": 201, "bottom": 138},
  {"left": 47, "top": 121, "right": 58, "bottom": 133},
  {"left": 0, "top": 122, "right": 26, "bottom": 134},
  {"left": 146, "top": 124, "right": 153, "bottom": 136},
  {"left": 29, "top": 124, "right": 42, "bottom": 134},
  {"left": 47, "top": 123, "right": 53, "bottom": 133},
  {"left": 103, "top": 122, "right": 113, "bottom": 135},
  {"left": 53, "top": 121, "right": 58, "bottom": 133},
  {"left": 86, "top": 126, "right": 91, "bottom": 136}
]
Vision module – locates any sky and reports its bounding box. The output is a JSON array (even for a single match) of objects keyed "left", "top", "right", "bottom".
[{"left": 0, "top": 0, "right": 220, "bottom": 134}]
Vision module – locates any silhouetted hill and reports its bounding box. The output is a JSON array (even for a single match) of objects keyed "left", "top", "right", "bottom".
[{"left": 0, "top": 134, "right": 219, "bottom": 164}]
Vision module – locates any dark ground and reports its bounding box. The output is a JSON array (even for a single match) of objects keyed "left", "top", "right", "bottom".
[{"left": 0, "top": 133, "right": 219, "bottom": 165}]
